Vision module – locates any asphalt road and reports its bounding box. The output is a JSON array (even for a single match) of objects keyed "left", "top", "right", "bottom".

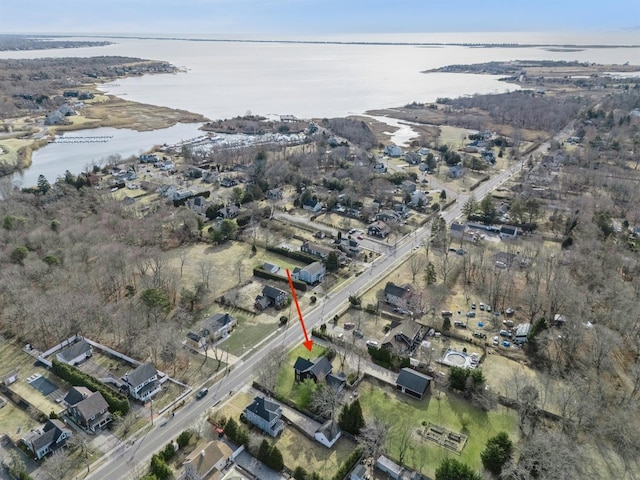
[{"left": 86, "top": 135, "right": 564, "bottom": 480}]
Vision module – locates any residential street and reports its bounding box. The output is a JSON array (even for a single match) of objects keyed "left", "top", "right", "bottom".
[{"left": 83, "top": 129, "right": 568, "bottom": 479}]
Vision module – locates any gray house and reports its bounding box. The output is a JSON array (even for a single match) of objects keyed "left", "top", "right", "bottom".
[
  {"left": 56, "top": 339, "right": 93, "bottom": 366},
  {"left": 22, "top": 419, "right": 72, "bottom": 460},
  {"left": 243, "top": 396, "right": 285, "bottom": 437},
  {"left": 293, "top": 262, "right": 326, "bottom": 285}
]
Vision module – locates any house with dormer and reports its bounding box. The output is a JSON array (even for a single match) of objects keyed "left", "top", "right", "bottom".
[
  {"left": 124, "top": 363, "right": 161, "bottom": 402},
  {"left": 22, "top": 419, "right": 72, "bottom": 460},
  {"left": 368, "top": 220, "right": 390, "bottom": 238},
  {"left": 181, "top": 440, "right": 234, "bottom": 480},
  {"left": 384, "top": 282, "right": 415, "bottom": 310},
  {"left": 243, "top": 396, "right": 285, "bottom": 437},
  {"left": 64, "top": 387, "right": 111, "bottom": 432}
]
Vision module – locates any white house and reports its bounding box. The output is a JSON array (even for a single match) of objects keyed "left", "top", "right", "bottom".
[
  {"left": 314, "top": 420, "right": 342, "bottom": 448},
  {"left": 124, "top": 363, "right": 161, "bottom": 402}
]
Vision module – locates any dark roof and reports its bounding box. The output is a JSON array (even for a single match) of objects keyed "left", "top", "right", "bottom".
[
  {"left": 209, "top": 313, "right": 235, "bottom": 330},
  {"left": 326, "top": 372, "right": 347, "bottom": 389},
  {"left": 244, "top": 396, "right": 281, "bottom": 422},
  {"left": 302, "top": 262, "right": 325, "bottom": 276},
  {"left": 63, "top": 386, "right": 93, "bottom": 407},
  {"left": 262, "top": 285, "right": 286, "bottom": 300},
  {"left": 75, "top": 392, "right": 108, "bottom": 421},
  {"left": 187, "top": 331, "right": 202, "bottom": 343},
  {"left": 27, "top": 419, "right": 70, "bottom": 451},
  {"left": 451, "top": 222, "right": 466, "bottom": 232},
  {"left": 384, "top": 282, "right": 410, "bottom": 298},
  {"left": 126, "top": 363, "right": 157, "bottom": 388},
  {"left": 293, "top": 357, "right": 314, "bottom": 372},
  {"left": 317, "top": 420, "right": 341, "bottom": 441},
  {"left": 500, "top": 225, "right": 518, "bottom": 235},
  {"left": 57, "top": 339, "right": 92, "bottom": 362},
  {"left": 396, "top": 368, "right": 432, "bottom": 395}
]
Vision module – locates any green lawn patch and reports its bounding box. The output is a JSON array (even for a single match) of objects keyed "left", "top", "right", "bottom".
[
  {"left": 358, "top": 379, "right": 517, "bottom": 477},
  {"left": 276, "top": 344, "right": 327, "bottom": 406}
]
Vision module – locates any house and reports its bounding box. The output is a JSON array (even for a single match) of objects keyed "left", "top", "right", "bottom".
[
  {"left": 187, "top": 196, "right": 207, "bottom": 215},
  {"left": 254, "top": 285, "right": 289, "bottom": 311},
  {"left": 381, "top": 320, "right": 424, "bottom": 354},
  {"left": 315, "top": 420, "right": 342, "bottom": 448},
  {"left": 182, "top": 440, "right": 234, "bottom": 480},
  {"left": 384, "top": 282, "right": 413, "bottom": 310},
  {"left": 217, "top": 205, "right": 240, "bottom": 219},
  {"left": 124, "top": 363, "right": 161, "bottom": 402},
  {"left": 220, "top": 178, "right": 237, "bottom": 188},
  {"left": 375, "top": 210, "right": 402, "bottom": 223},
  {"left": 64, "top": 387, "right": 111, "bottom": 432},
  {"left": 293, "top": 356, "right": 333, "bottom": 383},
  {"left": 22, "top": 419, "right": 72, "bottom": 460},
  {"left": 301, "top": 241, "right": 334, "bottom": 259},
  {"left": 243, "top": 396, "right": 285, "bottom": 437},
  {"left": 373, "top": 163, "right": 387, "bottom": 173},
  {"left": 396, "top": 368, "right": 432, "bottom": 399},
  {"left": 368, "top": 221, "right": 390, "bottom": 238},
  {"left": 173, "top": 190, "right": 194, "bottom": 202},
  {"left": 3, "top": 371, "right": 18, "bottom": 386},
  {"left": 263, "top": 262, "right": 280, "bottom": 274},
  {"left": 350, "top": 464, "right": 367, "bottom": 480},
  {"left": 418, "top": 147, "right": 430, "bottom": 155},
  {"left": 202, "top": 313, "right": 238, "bottom": 341},
  {"left": 140, "top": 154, "right": 160, "bottom": 164},
  {"left": 410, "top": 191, "right": 429, "bottom": 208},
  {"left": 514, "top": 323, "right": 531, "bottom": 344},
  {"left": 375, "top": 455, "right": 403, "bottom": 480},
  {"left": 280, "top": 114, "right": 297, "bottom": 122},
  {"left": 384, "top": 144, "right": 403, "bottom": 157},
  {"left": 448, "top": 165, "right": 465, "bottom": 178},
  {"left": 499, "top": 225, "right": 518, "bottom": 239},
  {"left": 293, "top": 262, "right": 326, "bottom": 285},
  {"left": 405, "top": 152, "right": 421, "bottom": 165},
  {"left": 303, "top": 199, "right": 323, "bottom": 212},
  {"left": 266, "top": 188, "right": 283, "bottom": 200},
  {"left": 450, "top": 222, "right": 467, "bottom": 240},
  {"left": 56, "top": 339, "right": 93, "bottom": 366},
  {"left": 326, "top": 371, "right": 347, "bottom": 390},
  {"left": 482, "top": 150, "right": 496, "bottom": 164}
]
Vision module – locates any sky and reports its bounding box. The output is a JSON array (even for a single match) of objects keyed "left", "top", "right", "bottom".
[{"left": 2, "top": 0, "right": 639, "bottom": 37}]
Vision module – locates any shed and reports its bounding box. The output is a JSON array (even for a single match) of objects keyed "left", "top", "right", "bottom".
[
  {"left": 376, "top": 455, "right": 403, "bottom": 479},
  {"left": 396, "top": 367, "right": 432, "bottom": 399}
]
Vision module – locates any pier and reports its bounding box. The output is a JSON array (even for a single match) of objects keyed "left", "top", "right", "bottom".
[{"left": 50, "top": 135, "right": 114, "bottom": 144}]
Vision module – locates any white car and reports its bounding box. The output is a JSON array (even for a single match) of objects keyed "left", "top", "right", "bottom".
[
  {"left": 366, "top": 340, "right": 379, "bottom": 348},
  {"left": 493, "top": 336, "right": 499, "bottom": 346}
]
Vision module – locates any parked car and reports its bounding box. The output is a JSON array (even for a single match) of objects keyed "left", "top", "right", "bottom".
[
  {"left": 493, "top": 336, "right": 499, "bottom": 346},
  {"left": 344, "top": 322, "right": 355, "bottom": 330},
  {"left": 505, "top": 307, "right": 515, "bottom": 316},
  {"left": 466, "top": 311, "right": 476, "bottom": 318},
  {"left": 479, "top": 303, "right": 485, "bottom": 311},
  {"left": 366, "top": 340, "right": 379, "bottom": 348},
  {"left": 353, "top": 329, "right": 364, "bottom": 338},
  {"left": 454, "top": 321, "right": 467, "bottom": 328},
  {"left": 357, "top": 235, "right": 364, "bottom": 240},
  {"left": 441, "top": 310, "right": 453, "bottom": 317},
  {"left": 473, "top": 332, "right": 486, "bottom": 339},
  {"left": 471, "top": 302, "right": 476, "bottom": 309},
  {"left": 502, "top": 341, "right": 511, "bottom": 348},
  {"left": 196, "top": 388, "right": 209, "bottom": 399},
  {"left": 348, "top": 228, "right": 356, "bottom": 234},
  {"left": 486, "top": 305, "right": 492, "bottom": 312},
  {"left": 499, "top": 329, "right": 511, "bottom": 337}
]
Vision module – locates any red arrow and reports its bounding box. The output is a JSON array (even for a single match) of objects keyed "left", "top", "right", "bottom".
[{"left": 286, "top": 269, "right": 313, "bottom": 352}]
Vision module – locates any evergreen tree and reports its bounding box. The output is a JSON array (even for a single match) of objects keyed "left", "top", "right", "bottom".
[
  {"left": 258, "top": 439, "right": 271, "bottom": 464},
  {"left": 435, "top": 458, "right": 482, "bottom": 480},
  {"left": 339, "top": 399, "right": 365, "bottom": 435},
  {"left": 480, "top": 431, "right": 513, "bottom": 475},
  {"left": 37, "top": 174, "right": 51, "bottom": 194},
  {"left": 324, "top": 251, "right": 340, "bottom": 272}
]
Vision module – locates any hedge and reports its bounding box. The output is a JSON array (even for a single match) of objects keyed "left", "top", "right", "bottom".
[
  {"left": 253, "top": 267, "right": 307, "bottom": 291},
  {"left": 52, "top": 359, "right": 130, "bottom": 415},
  {"left": 331, "top": 448, "right": 362, "bottom": 480},
  {"left": 266, "top": 246, "right": 317, "bottom": 265}
]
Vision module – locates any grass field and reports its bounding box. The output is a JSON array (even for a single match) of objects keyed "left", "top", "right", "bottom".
[
  {"left": 0, "top": 400, "right": 39, "bottom": 442},
  {"left": 220, "top": 316, "right": 280, "bottom": 357},
  {"left": 358, "top": 378, "right": 518, "bottom": 477}
]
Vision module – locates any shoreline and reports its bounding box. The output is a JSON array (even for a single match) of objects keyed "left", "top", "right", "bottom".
[{"left": 0, "top": 89, "right": 208, "bottom": 177}]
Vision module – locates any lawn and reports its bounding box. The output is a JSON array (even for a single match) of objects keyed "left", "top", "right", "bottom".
[
  {"left": 220, "top": 315, "right": 280, "bottom": 357},
  {"left": 0, "top": 400, "right": 39, "bottom": 442},
  {"left": 276, "top": 344, "right": 327, "bottom": 407},
  {"left": 358, "top": 378, "right": 518, "bottom": 477}
]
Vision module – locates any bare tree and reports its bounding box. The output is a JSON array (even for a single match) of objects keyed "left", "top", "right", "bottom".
[
  {"left": 392, "top": 420, "right": 413, "bottom": 465},
  {"left": 409, "top": 254, "right": 426, "bottom": 285},
  {"left": 310, "top": 383, "right": 344, "bottom": 424},
  {"left": 43, "top": 450, "right": 73, "bottom": 479},
  {"left": 358, "top": 416, "right": 390, "bottom": 461},
  {"left": 255, "top": 346, "right": 287, "bottom": 393},
  {"left": 199, "top": 260, "right": 214, "bottom": 290}
]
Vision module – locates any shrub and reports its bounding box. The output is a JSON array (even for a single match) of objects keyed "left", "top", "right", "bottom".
[{"left": 176, "top": 430, "right": 192, "bottom": 448}]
